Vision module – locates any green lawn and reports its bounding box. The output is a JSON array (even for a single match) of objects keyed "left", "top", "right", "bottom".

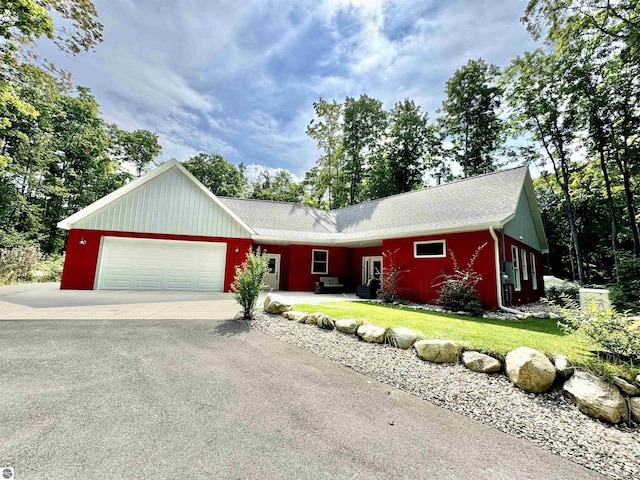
[
  {"left": 294, "top": 301, "right": 594, "bottom": 362},
  {"left": 293, "top": 302, "right": 640, "bottom": 379},
  {"left": 293, "top": 301, "right": 639, "bottom": 378}
]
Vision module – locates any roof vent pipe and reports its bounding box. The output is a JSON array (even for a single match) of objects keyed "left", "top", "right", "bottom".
[{"left": 489, "top": 226, "right": 522, "bottom": 315}]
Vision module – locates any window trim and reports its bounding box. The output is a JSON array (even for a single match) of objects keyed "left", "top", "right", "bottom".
[
  {"left": 311, "top": 249, "right": 329, "bottom": 275},
  {"left": 413, "top": 240, "right": 446, "bottom": 258},
  {"left": 521, "top": 249, "right": 529, "bottom": 281},
  {"left": 511, "top": 245, "right": 521, "bottom": 292},
  {"left": 530, "top": 252, "right": 538, "bottom": 290}
]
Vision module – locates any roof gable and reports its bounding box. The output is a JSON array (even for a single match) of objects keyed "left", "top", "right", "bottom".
[{"left": 58, "top": 160, "right": 254, "bottom": 238}]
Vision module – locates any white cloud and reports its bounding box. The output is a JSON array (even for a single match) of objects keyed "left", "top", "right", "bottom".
[{"left": 37, "top": 0, "right": 540, "bottom": 179}]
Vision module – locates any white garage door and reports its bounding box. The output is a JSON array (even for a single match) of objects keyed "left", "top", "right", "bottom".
[{"left": 96, "top": 237, "right": 227, "bottom": 291}]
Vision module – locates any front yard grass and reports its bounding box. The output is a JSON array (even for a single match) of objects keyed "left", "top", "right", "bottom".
[{"left": 292, "top": 301, "right": 639, "bottom": 379}]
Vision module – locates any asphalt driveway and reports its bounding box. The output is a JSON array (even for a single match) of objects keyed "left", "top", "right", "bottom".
[{"left": 0, "top": 285, "right": 603, "bottom": 479}]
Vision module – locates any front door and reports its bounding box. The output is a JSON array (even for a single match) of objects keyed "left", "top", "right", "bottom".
[
  {"left": 362, "top": 256, "right": 382, "bottom": 285},
  {"left": 264, "top": 253, "right": 281, "bottom": 290}
]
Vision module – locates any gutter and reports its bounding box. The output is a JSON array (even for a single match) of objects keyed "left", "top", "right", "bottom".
[{"left": 489, "top": 226, "right": 523, "bottom": 315}]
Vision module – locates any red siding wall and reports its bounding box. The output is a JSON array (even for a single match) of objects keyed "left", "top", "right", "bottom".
[
  {"left": 254, "top": 244, "right": 290, "bottom": 291},
  {"left": 60, "top": 229, "right": 252, "bottom": 291},
  {"left": 503, "top": 235, "right": 544, "bottom": 305},
  {"left": 287, "top": 244, "right": 349, "bottom": 292},
  {"left": 382, "top": 230, "right": 499, "bottom": 309}
]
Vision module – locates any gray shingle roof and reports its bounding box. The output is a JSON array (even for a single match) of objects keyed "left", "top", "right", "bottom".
[{"left": 219, "top": 166, "right": 530, "bottom": 241}]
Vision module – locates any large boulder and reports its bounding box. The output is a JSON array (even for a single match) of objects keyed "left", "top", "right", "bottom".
[
  {"left": 356, "top": 324, "right": 386, "bottom": 344},
  {"left": 281, "top": 311, "right": 308, "bottom": 323},
  {"left": 385, "top": 327, "right": 418, "bottom": 349},
  {"left": 635, "top": 374, "right": 640, "bottom": 386},
  {"left": 563, "top": 371, "right": 629, "bottom": 424},
  {"left": 462, "top": 351, "right": 501, "bottom": 373},
  {"left": 414, "top": 340, "right": 460, "bottom": 363},
  {"left": 611, "top": 376, "right": 640, "bottom": 396},
  {"left": 629, "top": 397, "right": 640, "bottom": 423},
  {"left": 263, "top": 294, "right": 292, "bottom": 314},
  {"left": 505, "top": 347, "right": 556, "bottom": 393},
  {"left": 335, "top": 318, "right": 359, "bottom": 334},
  {"left": 316, "top": 314, "right": 335, "bottom": 330}
]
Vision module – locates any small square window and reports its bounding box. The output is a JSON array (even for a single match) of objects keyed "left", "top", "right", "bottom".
[
  {"left": 311, "top": 249, "right": 328, "bottom": 274},
  {"left": 414, "top": 241, "right": 446, "bottom": 258}
]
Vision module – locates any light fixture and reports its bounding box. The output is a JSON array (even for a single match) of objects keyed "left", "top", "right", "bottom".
[
  {"left": 234, "top": 246, "right": 239, "bottom": 253},
  {"left": 79, "top": 238, "right": 87, "bottom": 246}
]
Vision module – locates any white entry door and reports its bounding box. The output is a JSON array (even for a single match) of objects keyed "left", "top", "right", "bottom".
[
  {"left": 264, "top": 253, "right": 281, "bottom": 290},
  {"left": 96, "top": 237, "right": 227, "bottom": 291},
  {"left": 362, "top": 256, "right": 382, "bottom": 284}
]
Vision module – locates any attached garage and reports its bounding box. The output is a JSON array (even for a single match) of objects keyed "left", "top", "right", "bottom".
[
  {"left": 96, "top": 237, "right": 227, "bottom": 291},
  {"left": 57, "top": 160, "right": 255, "bottom": 292}
]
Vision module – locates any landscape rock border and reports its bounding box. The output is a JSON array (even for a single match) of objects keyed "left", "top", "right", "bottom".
[{"left": 262, "top": 296, "right": 639, "bottom": 429}]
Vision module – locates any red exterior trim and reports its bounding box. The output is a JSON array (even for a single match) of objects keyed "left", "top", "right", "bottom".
[{"left": 60, "top": 229, "right": 252, "bottom": 291}]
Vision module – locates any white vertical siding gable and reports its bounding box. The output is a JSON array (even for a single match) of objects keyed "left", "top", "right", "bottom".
[
  {"left": 504, "top": 189, "right": 542, "bottom": 251},
  {"left": 75, "top": 167, "right": 251, "bottom": 238}
]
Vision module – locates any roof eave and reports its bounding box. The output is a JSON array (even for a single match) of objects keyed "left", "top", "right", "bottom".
[{"left": 252, "top": 222, "right": 504, "bottom": 246}]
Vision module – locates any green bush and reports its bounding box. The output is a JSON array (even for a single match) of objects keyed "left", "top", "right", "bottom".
[
  {"left": 231, "top": 247, "right": 269, "bottom": 319},
  {"left": 0, "top": 244, "right": 42, "bottom": 285},
  {"left": 433, "top": 243, "right": 487, "bottom": 316},
  {"left": 34, "top": 255, "right": 65, "bottom": 282},
  {"left": 545, "top": 284, "right": 580, "bottom": 306},
  {"left": 558, "top": 299, "right": 640, "bottom": 364}
]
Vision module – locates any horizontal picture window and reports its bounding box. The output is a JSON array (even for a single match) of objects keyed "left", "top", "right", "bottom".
[{"left": 414, "top": 240, "right": 446, "bottom": 258}]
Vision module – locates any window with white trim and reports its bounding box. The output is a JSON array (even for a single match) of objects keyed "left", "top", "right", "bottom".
[
  {"left": 511, "top": 245, "right": 521, "bottom": 291},
  {"left": 414, "top": 240, "right": 446, "bottom": 258},
  {"left": 530, "top": 252, "right": 538, "bottom": 290},
  {"left": 521, "top": 249, "right": 529, "bottom": 281},
  {"left": 311, "top": 249, "right": 328, "bottom": 274}
]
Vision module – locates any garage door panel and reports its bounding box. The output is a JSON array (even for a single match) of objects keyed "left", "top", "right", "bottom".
[{"left": 97, "top": 237, "right": 226, "bottom": 291}]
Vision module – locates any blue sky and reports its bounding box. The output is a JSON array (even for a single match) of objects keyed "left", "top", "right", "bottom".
[{"left": 41, "top": 0, "right": 539, "bottom": 180}]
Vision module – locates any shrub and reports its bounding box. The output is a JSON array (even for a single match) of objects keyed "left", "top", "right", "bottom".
[
  {"left": 558, "top": 299, "right": 640, "bottom": 364},
  {"left": 34, "top": 255, "right": 65, "bottom": 282},
  {"left": 379, "top": 249, "right": 408, "bottom": 303},
  {"left": 231, "top": 247, "right": 269, "bottom": 319},
  {"left": 545, "top": 284, "right": 580, "bottom": 306},
  {"left": 432, "top": 243, "right": 487, "bottom": 316},
  {"left": 0, "top": 244, "right": 42, "bottom": 285}
]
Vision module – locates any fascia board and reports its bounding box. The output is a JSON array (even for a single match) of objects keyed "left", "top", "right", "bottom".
[{"left": 252, "top": 222, "right": 505, "bottom": 246}]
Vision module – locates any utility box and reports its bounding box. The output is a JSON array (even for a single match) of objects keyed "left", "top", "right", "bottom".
[
  {"left": 501, "top": 262, "right": 514, "bottom": 284},
  {"left": 579, "top": 288, "right": 611, "bottom": 309}
]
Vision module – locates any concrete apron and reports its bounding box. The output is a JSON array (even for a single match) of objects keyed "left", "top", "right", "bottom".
[{"left": 0, "top": 284, "right": 358, "bottom": 320}]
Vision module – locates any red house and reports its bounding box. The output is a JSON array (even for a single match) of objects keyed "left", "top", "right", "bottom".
[{"left": 57, "top": 160, "right": 548, "bottom": 310}]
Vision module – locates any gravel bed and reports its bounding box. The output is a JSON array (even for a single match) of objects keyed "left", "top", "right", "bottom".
[{"left": 248, "top": 312, "right": 640, "bottom": 480}]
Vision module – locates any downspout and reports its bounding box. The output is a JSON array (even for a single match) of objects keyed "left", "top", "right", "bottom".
[{"left": 489, "top": 226, "right": 522, "bottom": 315}]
